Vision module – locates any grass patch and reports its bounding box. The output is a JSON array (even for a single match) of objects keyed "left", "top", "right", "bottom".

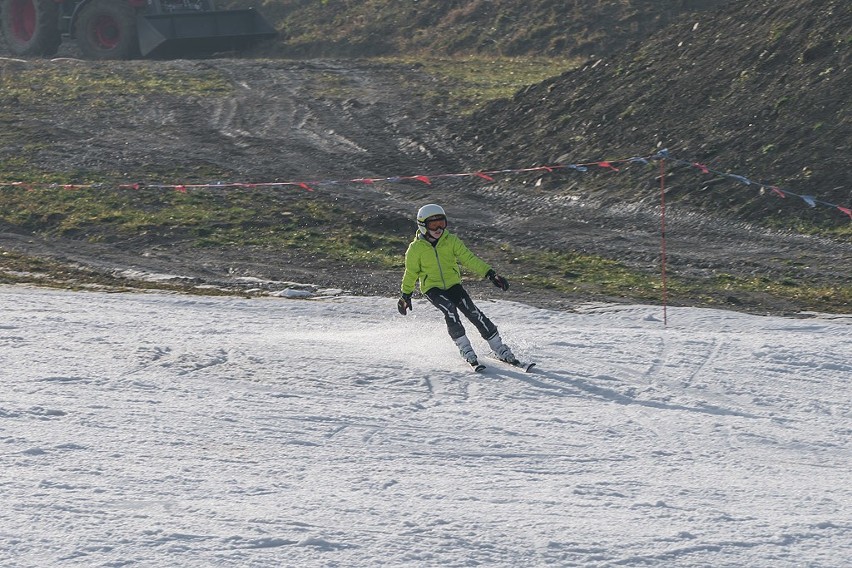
[
  {"left": 0, "top": 185, "right": 407, "bottom": 267},
  {"left": 301, "top": 56, "right": 580, "bottom": 115},
  {"left": 495, "top": 246, "right": 851, "bottom": 313},
  {"left": 505, "top": 247, "right": 679, "bottom": 302},
  {"left": 0, "top": 62, "right": 231, "bottom": 105},
  {"left": 761, "top": 213, "right": 852, "bottom": 239},
  {"left": 710, "top": 273, "right": 851, "bottom": 312},
  {"left": 377, "top": 56, "right": 581, "bottom": 114}
]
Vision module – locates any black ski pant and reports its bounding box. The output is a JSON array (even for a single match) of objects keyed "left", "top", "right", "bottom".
[{"left": 425, "top": 284, "right": 498, "bottom": 341}]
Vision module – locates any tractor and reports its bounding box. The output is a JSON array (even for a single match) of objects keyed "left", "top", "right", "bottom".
[{"left": 0, "top": 0, "right": 276, "bottom": 59}]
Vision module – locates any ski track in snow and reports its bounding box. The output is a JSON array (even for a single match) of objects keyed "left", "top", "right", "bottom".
[{"left": 1, "top": 287, "right": 850, "bottom": 567}]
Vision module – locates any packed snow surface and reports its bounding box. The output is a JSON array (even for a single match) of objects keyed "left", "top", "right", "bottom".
[{"left": 1, "top": 286, "right": 850, "bottom": 567}]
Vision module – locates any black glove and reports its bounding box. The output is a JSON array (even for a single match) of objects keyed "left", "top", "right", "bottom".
[
  {"left": 397, "top": 293, "right": 412, "bottom": 315},
  {"left": 486, "top": 269, "right": 509, "bottom": 291}
]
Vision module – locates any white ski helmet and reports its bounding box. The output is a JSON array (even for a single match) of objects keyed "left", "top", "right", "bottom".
[{"left": 416, "top": 204, "right": 447, "bottom": 235}]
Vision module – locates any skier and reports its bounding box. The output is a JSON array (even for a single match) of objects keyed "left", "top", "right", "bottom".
[{"left": 397, "top": 203, "right": 519, "bottom": 370}]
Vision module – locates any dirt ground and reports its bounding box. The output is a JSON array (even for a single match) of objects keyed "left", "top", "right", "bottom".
[{"left": 0, "top": 52, "right": 849, "bottom": 315}]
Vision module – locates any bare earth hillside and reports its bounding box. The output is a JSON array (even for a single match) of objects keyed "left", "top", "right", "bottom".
[
  {"left": 0, "top": 1, "right": 849, "bottom": 314},
  {"left": 460, "top": 0, "right": 851, "bottom": 219}
]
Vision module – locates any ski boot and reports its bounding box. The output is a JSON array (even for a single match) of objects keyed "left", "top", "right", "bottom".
[
  {"left": 455, "top": 335, "right": 485, "bottom": 371},
  {"left": 488, "top": 333, "right": 518, "bottom": 364}
]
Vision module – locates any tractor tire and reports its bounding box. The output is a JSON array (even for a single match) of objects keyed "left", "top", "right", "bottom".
[
  {"left": 0, "top": 0, "right": 61, "bottom": 56},
  {"left": 75, "top": 0, "right": 140, "bottom": 60}
]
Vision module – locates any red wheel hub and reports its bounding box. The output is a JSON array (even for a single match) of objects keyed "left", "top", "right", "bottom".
[
  {"left": 91, "top": 15, "right": 121, "bottom": 49},
  {"left": 9, "top": 0, "right": 36, "bottom": 42},
  {"left": 92, "top": 15, "right": 121, "bottom": 49}
]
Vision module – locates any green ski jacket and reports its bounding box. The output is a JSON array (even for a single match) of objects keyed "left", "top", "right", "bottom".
[{"left": 400, "top": 231, "right": 492, "bottom": 294}]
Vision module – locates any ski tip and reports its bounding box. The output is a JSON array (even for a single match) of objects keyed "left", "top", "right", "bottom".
[
  {"left": 508, "top": 359, "right": 536, "bottom": 372},
  {"left": 507, "top": 359, "right": 536, "bottom": 372}
]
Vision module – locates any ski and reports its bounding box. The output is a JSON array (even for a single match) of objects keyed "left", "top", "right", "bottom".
[
  {"left": 513, "top": 361, "right": 536, "bottom": 373},
  {"left": 470, "top": 361, "right": 487, "bottom": 372},
  {"left": 491, "top": 357, "right": 536, "bottom": 372}
]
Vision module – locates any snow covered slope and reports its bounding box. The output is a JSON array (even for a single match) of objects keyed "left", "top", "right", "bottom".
[{"left": 1, "top": 287, "right": 850, "bottom": 567}]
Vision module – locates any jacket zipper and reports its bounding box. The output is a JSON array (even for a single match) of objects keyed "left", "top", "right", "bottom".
[{"left": 431, "top": 240, "right": 448, "bottom": 289}]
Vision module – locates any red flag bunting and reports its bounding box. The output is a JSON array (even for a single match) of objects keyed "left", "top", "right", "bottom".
[
  {"left": 597, "top": 161, "right": 620, "bottom": 172},
  {"left": 3, "top": 151, "right": 848, "bottom": 221}
]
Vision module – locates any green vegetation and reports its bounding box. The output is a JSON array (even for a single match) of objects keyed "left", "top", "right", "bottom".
[
  {"left": 299, "top": 56, "right": 579, "bottom": 115},
  {"left": 504, "top": 247, "right": 665, "bottom": 301},
  {"left": 0, "top": 185, "right": 407, "bottom": 268},
  {"left": 0, "top": 63, "right": 231, "bottom": 104},
  {"left": 492, "top": 246, "right": 850, "bottom": 313},
  {"left": 380, "top": 56, "right": 580, "bottom": 114},
  {"left": 710, "top": 273, "right": 851, "bottom": 310},
  {"left": 762, "top": 212, "right": 852, "bottom": 239}
]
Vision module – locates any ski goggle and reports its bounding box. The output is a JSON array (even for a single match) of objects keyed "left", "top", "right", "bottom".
[{"left": 424, "top": 216, "right": 447, "bottom": 230}]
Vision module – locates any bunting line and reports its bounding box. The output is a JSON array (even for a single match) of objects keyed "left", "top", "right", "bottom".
[
  {"left": 660, "top": 150, "right": 851, "bottom": 220},
  {"left": 1, "top": 149, "right": 849, "bottom": 220}
]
